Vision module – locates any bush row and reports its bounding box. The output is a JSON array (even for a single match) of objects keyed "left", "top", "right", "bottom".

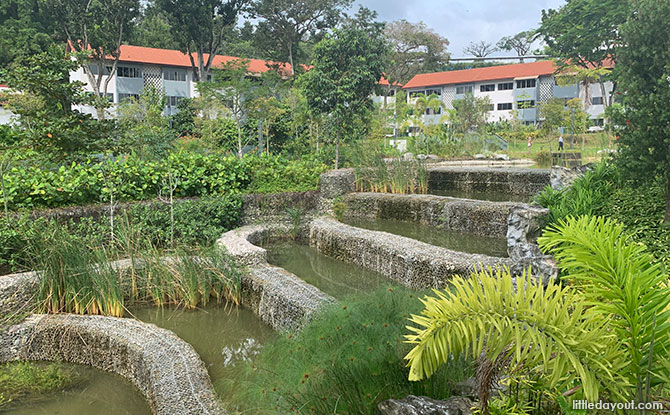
[{"left": 0, "top": 152, "right": 327, "bottom": 211}]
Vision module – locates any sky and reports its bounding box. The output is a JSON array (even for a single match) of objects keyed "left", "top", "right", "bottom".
[{"left": 356, "top": 0, "right": 566, "bottom": 58}]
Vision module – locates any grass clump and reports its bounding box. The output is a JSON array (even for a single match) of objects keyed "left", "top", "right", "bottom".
[
  {"left": 220, "top": 285, "right": 472, "bottom": 415},
  {"left": 0, "top": 362, "right": 79, "bottom": 409},
  {"left": 28, "top": 222, "right": 242, "bottom": 317}
]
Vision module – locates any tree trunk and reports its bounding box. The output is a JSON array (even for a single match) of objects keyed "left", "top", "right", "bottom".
[
  {"left": 598, "top": 80, "right": 609, "bottom": 109},
  {"left": 665, "top": 178, "right": 670, "bottom": 224},
  {"left": 237, "top": 122, "right": 243, "bottom": 158},
  {"left": 288, "top": 46, "right": 295, "bottom": 77},
  {"left": 335, "top": 130, "right": 340, "bottom": 170}
]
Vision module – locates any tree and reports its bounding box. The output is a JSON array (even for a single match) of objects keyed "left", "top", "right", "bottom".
[
  {"left": 130, "top": 5, "right": 180, "bottom": 50},
  {"left": 42, "top": 0, "right": 140, "bottom": 120},
  {"left": 0, "top": 0, "right": 55, "bottom": 69},
  {"left": 497, "top": 30, "right": 536, "bottom": 62},
  {"left": 613, "top": 0, "right": 670, "bottom": 223},
  {"left": 383, "top": 20, "right": 449, "bottom": 88},
  {"left": 0, "top": 46, "right": 116, "bottom": 158},
  {"left": 463, "top": 40, "right": 497, "bottom": 58},
  {"left": 198, "top": 59, "right": 257, "bottom": 157},
  {"left": 299, "top": 7, "right": 389, "bottom": 168},
  {"left": 538, "top": 0, "right": 630, "bottom": 106},
  {"left": 539, "top": 97, "right": 588, "bottom": 143},
  {"left": 156, "top": 0, "right": 248, "bottom": 82},
  {"left": 252, "top": 0, "right": 352, "bottom": 76},
  {"left": 401, "top": 93, "right": 443, "bottom": 136},
  {"left": 448, "top": 93, "right": 490, "bottom": 134}
]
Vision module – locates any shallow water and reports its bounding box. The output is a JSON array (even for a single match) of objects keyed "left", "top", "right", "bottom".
[
  {"left": 130, "top": 304, "right": 275, "bottom": 397},
  {"left": 429, "top": 188, "right": 531, "bottom": 202},
  {"left": 340, "top": 217, "right": 508, "bottom": 258},
  {"left": 265, "top": 241, "right": 389, "bottom": 298},
  {"left": 2, "top": 364, "right": 150, "bottom": 415}
]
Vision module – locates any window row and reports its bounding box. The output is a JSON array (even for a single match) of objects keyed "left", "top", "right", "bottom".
[
  {"left": 516, "top": 79, "right": 536, "bottom": 89},
  {"left": 117, "top": 66, "right": 142, "bottom": 78},
  {"left": 164, "top": 70, "right": 187, "bottom": 82},
  {"left": 455, "top": 85, "right": 473, "bottom": 95},
  {"left": 409, "top": 88, "right": 443, "bottom": 98}
]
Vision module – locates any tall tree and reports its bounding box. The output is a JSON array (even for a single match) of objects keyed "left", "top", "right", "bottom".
[
  {"left": 497, "top": 30, "right": 536, "bottom": 62},
  {"left": 130, "top": 4, "right": 180, "bottom": 50},
  {"left": 252, "top": 0, "right": 352, "bottom": 76},
  {"left": 384, "top": 20, "right": 449, "bottom": 87},
  {"left": 463, "top": 40, "right": 497, "bottom": 58},
  {"left": 613, "top": 0, "right": 670, "bottom": 223},
  {"left": 42, "top": 0, "right": 140, "bottom": 120},
  {"left": 448, "top": 93, "right": 490, "bottom": 134},
  {"left": 538, "top": 0, "right": 629, "bottom": 105},
  {"left": 156, "top": 0, "right": 248, "bottom": 82},
  {"left": 299, "top": 7, "right": 389, "bottom": 168},
  {"left": 0, "top": 0, "right": 55, "bottom": 69}
]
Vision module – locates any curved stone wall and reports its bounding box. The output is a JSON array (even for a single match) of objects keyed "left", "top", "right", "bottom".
[
  {"left": 309, "top": 217, "right": 513, "bottom": 289},
  {"left": 0, "top": 314, "right": 224, "bottom": 415},
  {"left": 340, "top": 192, "right": 514, "bottom": 239},
  {"left": 428, "top": 166, "right": 551, "bottom": 196}
]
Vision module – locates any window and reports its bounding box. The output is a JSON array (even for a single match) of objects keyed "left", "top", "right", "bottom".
[
  {"left": 409, "top": 90, "right": 425, "bottom": 98},
  {"left": 480, "top": 84, "right": 495, "bottom": 92},
  {"left": 591, "top": 96, "right": 604, "bottom": 105},
  {"left": 164, "top": 70, "right": 187, "bottom": 82},
  {"left": 166, "top": 95, "right": 185, "bottom": 107},
  {"left": 498, "top": 82, "right": 514, "bottom": 91},
  {"left": 516, "top": 79, "right": 536, "bottom": 89},
  {"left": 497, "top": 102, "right": 513, "bottom": 110},
  {"left": 455, "top": 85, "right": 473, "bottom": 94},
  {"left": 425, "top": 88, "right": 442, "bottom": 96},
  {"left": 592, "top": 118, "right": 605, "bottom": 127},
  {"left": 425, "top": 107, "right": 442, "bottom": 115},
  {"left": 89, "top": 64, "right": 112, "bottom": 75},
  {"left": 106, "top": 93, "right": 114, "bottom": 103},
  {"left": 517, "top": 100, "right": 536, "bottom": 109},
  {"left": 523, "top": 121, "right": 536, "bottom": 126},
  {"left": 117, "top": 66, "right": 142, "bottom": 78},
  {"left": 118, "top": 93, "right": 139, "bottom": 102},
  {"left": 387, "top": 89, "right": 396, "bottom": 97}
]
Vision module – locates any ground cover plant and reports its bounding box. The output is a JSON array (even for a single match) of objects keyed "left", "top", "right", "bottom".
[
  {"left": 0, "top": 362, "right": 80, "bottom": 409},
  {"left": 218, "top": 285, "right": 472, "bottom": 415}
]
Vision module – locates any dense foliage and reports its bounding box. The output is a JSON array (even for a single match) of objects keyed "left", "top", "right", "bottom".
[
  {"left": 220, "top": 285, "right": 472, "bottom": 415},
  {"left": 0, "top": 362, "right": 78, "bottom": 409}
]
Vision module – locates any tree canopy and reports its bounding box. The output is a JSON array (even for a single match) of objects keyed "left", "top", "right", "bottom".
[{"left": 463, "top": 40, "right": 497, "bottom": 58}]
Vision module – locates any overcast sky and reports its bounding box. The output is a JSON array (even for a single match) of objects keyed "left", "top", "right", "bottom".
[{"left": 356, "top": 0, "right": 566, "bottom": 58}]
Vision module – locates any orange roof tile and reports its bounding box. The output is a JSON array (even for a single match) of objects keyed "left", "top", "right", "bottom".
[
  {"left": 403, "top": 60, "right": 558, "bottom": 89},
  {"left": 113, "top": 44, "right": 292, "bottom": 74},
  {"left": 378, "top": 76, "right": 403, "bottom": 87}
]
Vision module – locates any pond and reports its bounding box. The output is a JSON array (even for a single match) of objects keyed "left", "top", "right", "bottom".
[
  {"left": 2, "top": 364, "right": 151, "bottom": 415},
  {"left": 429, "top": 188, "right": 531, "bottom": 203},
  {"left": 340, "top": 217, "right": 509, "bottom": 258},
  {"left": 130, "top": 304, "right": 275, "bottom": 399},
  {"left": 265, "top": 241, "right": 389, "bottom": 298}
]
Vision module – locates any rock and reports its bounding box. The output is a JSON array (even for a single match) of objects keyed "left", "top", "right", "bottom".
[
  {"left": 427, "top": 154, "right": 439, "bottom": 160},
  {"left": 402, "top": 152, "right": 414, "bottom": 161},
  {"left": 473, "top": 153, "right": 487, "bottom": 160},
  {"left": 377, "top": 395, "right": 473, "bottom": 415},
  {"left": 454, "top": 377, "right": 478, "bottom": 398},
  {"left": 550, "top": 164, "right": 593, "bottom": 191},
  {"left": 417, "top": 154, "right": 427, "bottom": 160},
  {"left": 507, "top": 205, "right": 558, "bottom": 284},
  {"left": 493, "top": 153, "right": 509, "bottom": 161}
]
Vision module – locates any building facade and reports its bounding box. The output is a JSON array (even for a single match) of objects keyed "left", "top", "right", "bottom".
[
  {"left": 402, "top": 60, "right": 612, "bottom": 130},
  {"left": 68, "top": 45, "right": 291, "bottom": 118}
]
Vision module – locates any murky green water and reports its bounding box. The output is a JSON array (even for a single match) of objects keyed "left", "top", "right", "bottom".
[
  {"left": 430, "top": 188, "right": 531, "bottom": 202},
  {"left": 2, "top": 364, "right": 150, "bottom": 415},
  {"left": 130, "top": 305, "right": 275, "bottom": 397},
  {"left": 340, "top": 217, "right": 508, "bottom": 258},
  {"left": 265, "top": 241, "right": 389, "bottom": 298}
]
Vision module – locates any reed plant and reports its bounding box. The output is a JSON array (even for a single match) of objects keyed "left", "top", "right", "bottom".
[
  {"left": 27, "top": 221, "right": 241, "bottom": 317},
  {"left": 355, "top": 158, "right": 430, "bottom": 195}
]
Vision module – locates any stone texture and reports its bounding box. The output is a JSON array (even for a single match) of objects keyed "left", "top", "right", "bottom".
[
  {"left": 0, "top": 314, "right": 224, "bottom": 415},
  {"left": 309, "top": 217, "right": 512, "bottom": 289},
  {"left": 507, "top": 205, "right": 558, "bottom": 284},
  {"left": 0, "top": 271, "right": 40, "bottom": 330},
  {"left": 550, "top": 164, "right": 593, "bottom": 191},
  {"left": 318, "top": 169, "right": 356, "bottom": 212},
  {"left": 217, "top": 224, "right": 334, "bottom": 331},
  {"left": 241, "top": 191, "right": 319, "bottom": 225},
  {"left": 377, "top": 395, "right": 473, "bottom": 415},
  {"left": 428, "top": 167, "right": 550, "bottom": 196},
  {"left": 341, "top": 192, "right": 514, "bottom": 239}
]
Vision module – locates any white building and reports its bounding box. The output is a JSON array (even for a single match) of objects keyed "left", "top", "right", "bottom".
[
  {"left": 402, "top": 60, "right": 612, "bottom": 130},
  {"left": 68, "top": 44, "right": 293, "bottom": 118}
]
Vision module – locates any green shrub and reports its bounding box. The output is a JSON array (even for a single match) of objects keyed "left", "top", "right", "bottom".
[
  {"left": 220, "top": 286, "right": 472, "bottom": 415},
  {"left": 244, "top": 153, "right": 327, "bottom": 193},
  {"left": 533, "top": 149, "right": 552, "bottom": 167}
]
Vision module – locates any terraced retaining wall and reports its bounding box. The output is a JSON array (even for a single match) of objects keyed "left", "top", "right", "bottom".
[
  {"left": 308, "top": 217, "right": 513, "bottom": 289},
  {"left": 339, "top": 192, "right": 514, "bottom": 239},
  {"left": 428, "top": 167, "right": 551, "bottom": 196},
  {"left": 0, "top": 314, "right": 223, "bottom": 415}
]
